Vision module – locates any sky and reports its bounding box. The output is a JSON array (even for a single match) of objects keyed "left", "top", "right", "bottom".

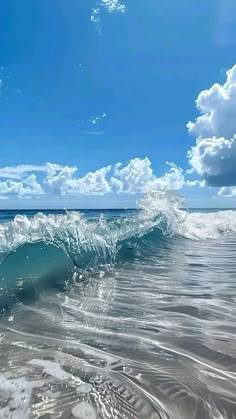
[{"left": 0, "top": 0, "right": 236, "bottom": 208}]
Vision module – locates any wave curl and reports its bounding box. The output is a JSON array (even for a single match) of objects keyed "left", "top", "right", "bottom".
[{"left": 0, "top": 190, "right": 235, "bottom": 269}]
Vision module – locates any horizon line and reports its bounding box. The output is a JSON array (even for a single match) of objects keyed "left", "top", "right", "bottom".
[{"left": 0, "top": 207, "right": 236, "bottom": 211}]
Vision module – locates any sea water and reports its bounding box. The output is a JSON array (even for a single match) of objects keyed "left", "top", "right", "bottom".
[{"left": 0, "top": 190, "right": 236, "bottom": 418}]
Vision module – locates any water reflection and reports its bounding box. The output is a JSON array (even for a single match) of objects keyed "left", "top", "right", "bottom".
[{"left": 0, "top": 235, "right": 236, "bottom": 418}]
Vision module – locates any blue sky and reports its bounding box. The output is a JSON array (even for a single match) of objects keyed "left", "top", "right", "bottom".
[{"left": 0, "top": 0, "right": 236, "bottom": 208}]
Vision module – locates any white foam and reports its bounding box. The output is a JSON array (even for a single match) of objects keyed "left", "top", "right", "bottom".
[
  {"left": 28, "top": 359, "right": 72, "bottom": 381},
  {"left": 0, "top": 374, "right": 43, "bottom": 419},
  {"left": 178, "top": 210, "right": 236, "bottom": 240},
  {"left": 72, "top": 401, "right": 97, "bottom": 419},
  {"left": 76, "top": 383, "right": 93, "bottom": 394}
]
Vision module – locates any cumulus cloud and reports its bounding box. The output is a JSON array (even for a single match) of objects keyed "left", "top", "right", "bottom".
[
  {"left": 111, "top": 158, "right": 155, "bottom": 194},
  {"left": 0, "top": 164, "right": 62, "bottom": 197},
  {"left": 152, "top": 162, "right": 185, "bottom": 190},
  {"left": 45, "top": 165, "right": 78, "bottom": 195},
  {"left": 111, "top": 158, "right": 185, "bottom": 194},
  {"left": 0, "top": 174, "right": 44, "bottom": 197},
  {"left": 188, "top": 135, "right": 236, "bottom": 186},
  {"left": 74, "top": 166, "right": 112, "bottom": 195},
  {"left": 187, "top": 65, "right": 236, "bottom": 139},
  {"left": 0, "top": 158, "right": 189, "bottom": 199},
  {"left": 46, "top": 165, "right": 112, "bottom": 195},
  {"left": 187, "top": 64, "right": 236, "bottom": 187}
]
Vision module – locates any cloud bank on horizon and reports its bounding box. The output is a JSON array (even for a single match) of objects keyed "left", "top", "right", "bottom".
[{"left": 0, "top": 159, "right": 187, "bottom": 199}]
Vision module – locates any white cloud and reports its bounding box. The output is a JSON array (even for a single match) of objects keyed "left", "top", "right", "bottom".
[
  {"left": 187, "top": 65, "right": 236, "bottom": 139},
  {"left": 188, "top": 135, "right": 236, "bottom": 186},
  {"left": 0, "top": 164, "right": 63, "bottom": 179},
  {"left": 218, "top": 186, "right": 236, "bottom": 197},
  {"left": 187, "top": 64, "right": 236, "bottom": 187},
  {"left": 111, "top": 158, "right": 185, "bottom": 194},
  {"left": 74, "top": 166, "right": 112, "bottom": 195},
  {"left": 0, "top": 174, "right": 44, "bottom": 197},
  {"left": 91, "top": 0, "right": 125, "bottom": 24},
  {"left": 91, "top": 8, "right": 100, "bottom": 23},
  {"left": 152, "top": 162, "right": 185, "bottom": 190},
  {"left": 79, "top": 113, "right": 106, "bottom": 135},
  {"left": 100, "top": 0, "right": 126, "bottom": 13},
  {"left": 46, "top": 165, "right": 112, "bottom": 195},
  {"left": 111, "top": 158, "right": 155, "bottom": 194},
  {"left": 90, "top": 112, "right": 106, "bottom": 125},
  {"left": 45, "top": 165, "right": 78, "bottom": 195},
  {"left": 0, "top": 158, "right": 190, "bottom": 199}
]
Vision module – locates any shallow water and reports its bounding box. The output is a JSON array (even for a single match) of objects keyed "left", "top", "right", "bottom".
[{"left": 0, "top": 193, "right": 236, "bottom": 419}]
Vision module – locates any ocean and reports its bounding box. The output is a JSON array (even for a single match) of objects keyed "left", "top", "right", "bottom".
[{"left": 0, "top": 190, "right": 236, "bottom": 419}]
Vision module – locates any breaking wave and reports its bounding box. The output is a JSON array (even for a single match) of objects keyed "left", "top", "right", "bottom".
[{"left": 0, "top": 190, "right": 236, "bottom": 270}]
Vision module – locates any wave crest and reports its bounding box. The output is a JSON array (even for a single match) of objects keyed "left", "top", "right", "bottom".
[{"left": 0, "top": 190, "right": 235, "bottom": 269}]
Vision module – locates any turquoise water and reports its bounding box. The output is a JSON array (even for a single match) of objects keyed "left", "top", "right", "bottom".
[{"left": 0, "top": 191, "right": 236, "bottom": 419}]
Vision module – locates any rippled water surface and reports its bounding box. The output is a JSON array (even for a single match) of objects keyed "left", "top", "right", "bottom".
[{"left": 0, "top": 195, "right": 236, "bottom": 419}]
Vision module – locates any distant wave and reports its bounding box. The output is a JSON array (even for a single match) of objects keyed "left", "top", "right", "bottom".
[{"left": 0, "top": 190, "right": 236, "bottom": 270}]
